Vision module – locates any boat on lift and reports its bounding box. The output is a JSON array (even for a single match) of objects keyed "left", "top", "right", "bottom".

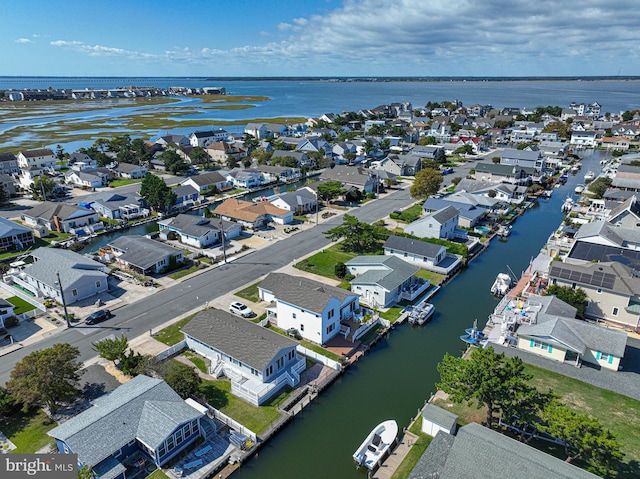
[
  {"left": 460, "top": 319, "right": 487, "bottom": 346},
  {"left": 584, "top": 170, "right": 596, "bottom": 183},
  {"left": 496, "top": 225, "right": 512, "bottom": 238},
  {"left": 353, "top": 420, "right": 398, "bottom": 470},
  {"left": 490, "top": 273, "right": 512, "bottom": 296},
  {"left": 561, "top": 196, "right": 574, "bottom": 214}
]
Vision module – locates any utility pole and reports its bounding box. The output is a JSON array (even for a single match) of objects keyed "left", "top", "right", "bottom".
[
  {"left": 219, "top": 217, "right": 227, "bottom": 263},
  {"left": 56, "top": 271, "right": 71, "bottom": 328}
]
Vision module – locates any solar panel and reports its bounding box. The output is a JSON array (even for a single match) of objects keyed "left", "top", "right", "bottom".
[{"left": 550, "top": 265, "right": 618, "bottom": 291}]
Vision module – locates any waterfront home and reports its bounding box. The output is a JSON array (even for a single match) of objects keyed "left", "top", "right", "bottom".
[
  {"left": 17, "top": 148, "right": 56, "bottom": 170},
  {"left": 570, "top": 130, "right": 598, "bottom": 147},
  {"left": 421, "top": 197, "right": 486, "bottom": 229},
  {"left": 154, "top": 134, "right": 191, "bottom": 148},
  {"left": 69, "top": 153, "right": 97, "bottom": 170},
  {"left": 6, "top": 248, "right": 108, "bottom": 304},
  {"left": 499, "top": 148, "right": 545, "bottom": 173},
  {"left": 254, "top": 164, "right": 301, "bottom": 182},
  {"left": 0, "top": 217, "right": 35, "bottom": 251},
  {"left": 79, "top": 191, "right": 149, "bottom": 221},
  {"left": 269, "top": 187, "right": 317, "bottom": 214},
  {"left": 409, "top": 422, "right": 600, "bottom": 479},
  {"left": 214, "top": 198, "right": 292, "bottom": 228},
  {"left": 346, "top": 255, "right": 427, "bottom": 308},
  {"left": 182, "top": 309, "right": 305, "bottom": 406},
  {"left": 0, "top": 152, "right": 20, "bottom": 175},
  {"left": 375, "top": 153, "right": 422, "bottom": 176},
  {"left": 112, "top": 162, "right": 148, "bottom": 179},
  {"left": 224, "top": 168, "right": 263, "bottom": 189},
  {"left": 65, "top": 169, "right": 108, "bottom": 189},
  {"left": 171, "top": 184, "right": 200, "bottom": 208},
  {"left": 319, "top": 165, "right": 377, "bottom": 193},
  {"left": 108, "top": 235, "right": 184, "bottom": 275},
  {"left": 48, "top": 375, "right": 207, "bottom": 479},
  {"left": 404, "top": 206, "right": 459, "bottom": 240},
  {"left": 549, "top": 261, "right": 640, "bottom": 332},
  {"left": 473, "top": 162, "right": 536, "bottom": 185},
  {"left": 271, "top": 150, "right": 310, "bottom": 167},
  {"left": 611, "top": 124, "right": 640, "bottom": 139},
  {"left": 383, "top": 235, "right": 462, "bottom": 275},
  {"left": 259, "top": 272, "right": 360, "bottom": 345},
  {"left": 181, "top": 171, "right": 230, "bottom": 193},
  {"left": 601, "top": 136, "right": 631, "bottom": 151},
  {"left": 205, "top": 141, "right": 246, "bottom": 163},
  {"left": 0, "top": 174, "right": 16, "bottom": 198},
  {"left": 158, "top": 214, "right": 240, "bottom": 248},
  {"left": 332, "top": 141, "right": 358, "bottom": 160},
  {"left": 516, "top": 313, "right": 627, "bottom": 371},
  {"left": 611, "top": 161, "right": 640, "bottom": 192},
  {"left": 296, "top": 136, "right": 330, "bottom": 154},
  {"left": 21, "top": 201, "right": 101, "bottom": 234},
  {"left": 189, "top": 129, "right": 228, "bottom": 148}
]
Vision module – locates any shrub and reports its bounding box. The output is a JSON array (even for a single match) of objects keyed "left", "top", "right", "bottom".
[
  {"left": 3, "top": 316, "right": 19, "bottom": 328},
  {"left": 335, "top": 262, "right": 347, "bottom": 278},
  {"left": 345, "top": 273, "right": 355, "bottom": 281}
]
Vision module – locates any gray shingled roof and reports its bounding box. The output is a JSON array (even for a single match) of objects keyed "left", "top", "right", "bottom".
[
  {"left": 159, "top": 214, "right": 233, "bottom": 238},
  {"left": 172, "top": 184, "right": 198, "bottom": 198},
  {"left": 431, "top": 206, "right": 458, "bottom": 224},
  {"left": 549, "top": 261, "right": 640, "bottom": 296},
  {"left": 0, "top": 216, "right": 32, "bottom": 239},
  {"left": 25, "top": 201, "right": 96, "bottom": 222},
  {"left": 383, "top": 235, "right": 445, "bottom": 258},
  {"left": 48, "top": 375, "right": 203, "bottom": 469},
  {"left": 181, "top": 309, "right": 296, "bottom": 370},
  {"left": 108, "top": 235, "right": 182, "bottom": 270},
  {"left": 532, "top": 294, "right": 577, "bottom": 318},
  {"left": 187, "top": 171, "right": 227, "bottom": 187},
  {"left": 346, "top": 255, "right": 419, "bottom": 291},
  {"left": 409, "top": 422, "right": 600, "bottom": 479},
  {"left": 259, "top": 272, "right": 355, "bottom": 316},
  {"left": 422, "top": 404, "right": 458, "bottom": 432},
  {"left": 27, "top": 248, "right": 107, "bottom": 288}
]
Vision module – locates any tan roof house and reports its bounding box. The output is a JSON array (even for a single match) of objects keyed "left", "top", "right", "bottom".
[{"left": 214, "top": 198, "right": 292, "bottom": 228}]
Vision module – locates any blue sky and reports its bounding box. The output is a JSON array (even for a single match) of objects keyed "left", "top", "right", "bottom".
[{"left": 3, "top": 0, "right": 639, "bottom": 77}]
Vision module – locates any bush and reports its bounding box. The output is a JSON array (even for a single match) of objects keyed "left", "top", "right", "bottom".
[
  {"left": 3, "top": 316, "right": 19, "bottom": 328},
  {"left": 335, "top": 262, "right": 347, "bottom": 278},
  {"left": 345, "top": 273, "right": 355, "bottom": 281},
  {"left": 366, "top": 192, "right": 376, "bottom": 199}
]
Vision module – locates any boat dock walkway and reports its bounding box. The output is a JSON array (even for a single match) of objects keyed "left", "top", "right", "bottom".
[{"left": 371, "top": 431, "right": 419, "bottom": 479}]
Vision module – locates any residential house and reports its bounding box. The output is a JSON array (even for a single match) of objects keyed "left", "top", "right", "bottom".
[
  {"left": 473, "top": 162, "right": 536, "bottom": 185},
  {"left": 601, "top": 137, "right": 631, "bottom": 151},
  {"left": 499, "top": 149, "right": 545, "bottom": 172},
  {"left": 21, "top": 201, "right": 101, "bottom": 234},
  {"left": 258, "top": 272, "right": 361, "bottom": 345},
  {"left": 378, "top": 154, "right": 422, "bottom": 176},
  {"left": 612, "top": 162, "right": 640, "bottom": 191},
  {"left": 79, "top": 191, "right": 149, "bottom": 221},
  {"left": 517, "top": 312, "right": 627, "bottom": 371},
  {"left": 224, "top": 169, "right": 262, "bottom": 189},
  {"left": 171, "top": 184, "right": 200, "bottom": 209},
  {"left": 158, "top": 214, "right": 240, "bottom": 248},
  {"left": 570, "top": 130, "right": 598, "bottom": 147},
  {"left": 296, "top": 136, "right": 329, "bottom": 154},
  {"left": 404, "top": 206, "right": 459, "bottom": 240},
  {"left": 332, "top": 142, "right": 357, "bottom": 161},
  {"left": 255, "top": 165, "right": 300, "bottom": 182},
  {"left": 205, "top": 141, "right": 246, "bottom": 163},
  {"left": 611, "top": 124, "right": 640, "bottom": 139},
  {"left": 181, "top": 171, "right": 230, "bottom": 193},
  {"left": 69, "top": 153, "right": 97, "bottom": 171},
  {"left": 182, "top": 309, "right": 304, "bottom": 406},
  {"left": 214, "top": 198, "right": 292, "bottom": 228},
  {"left": 0, "top": 174, "right": 17, "bottom": 197},
  {"left": 268, "top": 187, "right": 317, "bottom": 214},
  {"left": 244, "top": 123, "right": 269, "bottom": 139},
  {"left": 549, "top": 261, "right": 640, "bottom": 332},
  {"left": 411, "top": 145, "right": 446, "bottom": 162},
  {"left": 189, "top": 129, "right": 228, "bottom": 148},
  {"left": 421, "top": 197, "right": 486, "bottom": 229},
  {"left": 7, "top": 248, "right": 108, "bottom": 304},
  {"left": 319, "top": 166, "right": 378, "bottom": 193},
  {"left": 383, "top": 235, "right": 462, "bottom": 275},
  {"left": 48, "top": 375, "right": 207, "bottom": 478},
  {"left": 108, "top": 236, "right": 185, "bottom": 275},
  {"left": 271, "top": 150, "right": 310, "bottom": 168},
  {"left": 154, "top": 134, "right": 191, "bottom": 148},
  {"left": 65, "top": 169, "right": 108, "bottom": 189},
  {"left": 112, "top": 163, "right": 148, "bottom": 179},
  {"left": 17, "top": 166, "right": 45, "bottom": 189},
  {"left": 346, "top": 255, "right": 427, "bottom": 307},
  {"left": 409, "top": 422, "right": 600, "bottom": 479},
  {"left": 0, "top": 152, "right": 20, "bottom": 175},
  {"left": 0, "top": 217, "right": 35, "bottom": 251},
  {"left": 17, "top": 148, "right": 56, "bottom": 170}
]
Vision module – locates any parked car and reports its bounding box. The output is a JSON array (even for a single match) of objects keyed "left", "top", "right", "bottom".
[
  {"left": 229, "top": 301, "right": 254, "bottom": 318},
  {"left": 85, "top": 309, "right": 112, "bottom": 325}
]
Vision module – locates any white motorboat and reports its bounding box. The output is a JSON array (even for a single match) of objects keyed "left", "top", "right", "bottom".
[
  {"left": 408, "top": 303, "right": 435, "bottom": 325},
  {"left": 490, "top": 273, "right": 512, "bottom": 296},
  {"left": 561, "top": 196, "right": 574, "bottom": 213},
  {"left": 353, "top": 420, "right": 398, "bottom": 470},
  {"left": 584, "top": 170, "right": 596, "bottom": 183},
  {"left": 496, "top": 225, "right": 512, "bottom": 237},
  {"left": 574, "top": 184, "right": 585, "bottom": 194}
]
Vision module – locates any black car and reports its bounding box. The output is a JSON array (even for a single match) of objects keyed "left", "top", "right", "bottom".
[{"left": 85, "top": 309, "right": 111, "bottom": 325}]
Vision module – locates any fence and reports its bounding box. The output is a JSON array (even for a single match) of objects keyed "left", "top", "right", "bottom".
[
  {"left": 155, "top": 340, "right": 187, "bottom": 361},
  {"left": 296, "top": 345, "right": 342, "bottom": 371},
  {"left": 0, "top": 281, "right": 47, "bottom": 312},
  {"left": 206, "top": 404, "right": 257, "bottom": 442}
]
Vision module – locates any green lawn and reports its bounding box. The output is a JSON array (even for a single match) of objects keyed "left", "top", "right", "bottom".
[
  {"left": 380, "top": 307, "right": 403, "bottom": 322},
  {"left": 109, "top": 179, "right": 142, "bottom": 187},
  {"left": 145, "top": 470, "right": 170, "bottom": 479},
  {"left": 182, "top": 352, "right": 207, "bottom": 373},
  {"left": 395, "top": 204, "right": 423, "bottom": 223},
  {"left": 154, "top": 314, "right": 198, "bottom": 346},
  {"left": 357, "top": 324, "right": 384, "bottom": 345},
  {"left": 294, "top": 246, "right": 357, "bottom": 279},
  {"left": 235, "top": 282, "right": 261, "bottom": 303},
  {"left": 167, "top": 264, "right": 202, "bottom": 280},
  {"left": 6, "top": 296, "right": 37, "bottom": 315},
  {"left": 199, "top": 379, "right": 284, "bottom": 436},
  {"left": 266, "top": 325, "right": 343, "bottom": 362},
  {"left": 390, "top": 417, "right": 433, "bottom": 479},
  {"left": 3, "top": 409, "right": 57, "bottom": 453},
  {"left": 415, "top": 270, "right": 446, "bottom": 285}
]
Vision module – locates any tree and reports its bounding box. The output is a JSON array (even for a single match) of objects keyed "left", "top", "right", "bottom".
[
  {"left": 345, "top": 189, "right": 362, "bottom": 203},
  {"left": 30, "top": 175, "right": 56, "bottom": 201},
  {"left": 164, "top": 361, "right": 202, "bottom": 399},
  {"left": 119, "top": 350, "right": 151, "bottom": 376},
  {"left": 537, "top": 401, "right": 623, "bottom": 475},
  {"left": 334, "top": 262, "right": 347, "bottom": 278},
  {"left": 545, "top": 284, "right": 587, "bottom": 318},
  {"left": 55, "top": 144, "right": 67, "bottom": 163},
  {"left": 451, "top": 177, "right": 462, "bottom": 186},
  {"left": 587, "top": 176, "right": 612, "bottom": 199},
  {"left": 491, "top": 156, "right": 501, "bottom": 164},
  {"left": 437, "top": 346, "right": 538, "bottom": 429},
  {"left": 226, "top": 156, "right": 239, "bottom": 169},
  {"left": 243, "top": 133, "right": 260, "bottom": 153},
  {"left": 189, "top": 147, "right": 210, "bottom": 168},
  {"left": 454, "top": 144, "right": 474, "bottom": 155},
  {"left": 159, "top": 150, "right": 189, "bottom": 175},
  {"left": 543, "top": 120, "right": 570, "bottom": 139},
  {"left": 0, "top": 185, "right": 8, "bottom": 205},
  {"left": 93, "top": 335, "right": 129, "bottom": 364},
  {"left": 384, "top": 177, "right": 397, "bottom": 188},
  {"left": 317, "top": 181, "right": 345, "bottom": 203},
  {"left": 410, "top": 168, "right": 443, "bottom": 198},
  {"left": 78, "top": 465, "right": 95, "bottom": 479},
  {"left": 324, "top": 214, "right": 386, "bottom": 252},
  {"left": 418, "top": 136, "right": 437, "bottom": 146},
  {"left": 7, "top": 343, "right": 82, "bottom": 413},
  {"left": 0, "top": 386, "right": 19, "bottom": 419},
  {"left": 271, "top": 155, "right": 298, "bottom": 168},
  {"left": 140, "top": 173, "right": 177, "bottom": 213},
  {"left": 487, "top": 189, "right": 497, "bottom": 198}
]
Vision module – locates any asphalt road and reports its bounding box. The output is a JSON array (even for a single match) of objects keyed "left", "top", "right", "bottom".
[{"left": 0, "top": 187, "right": 413, "bottom": 385}]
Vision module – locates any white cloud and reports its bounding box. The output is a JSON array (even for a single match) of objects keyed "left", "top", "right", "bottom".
[
  {"left": 50, "top": 40, "right": 157, "bottom": 60},
  {"left": 15, "top": 38, "right": 32, "bottom": 43}
]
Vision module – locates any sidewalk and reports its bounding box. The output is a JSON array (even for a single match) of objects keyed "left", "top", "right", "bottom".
[{"left": 372, "top": 431, "right": 419, "bottom": 479}]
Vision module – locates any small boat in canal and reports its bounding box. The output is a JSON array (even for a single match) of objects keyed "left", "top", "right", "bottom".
[
  {"left": 490, "top": 273, "right": 512, "bottom": 296},
  {"left": 353, "top": 420, "right": 398, "bottom": 470},
  {"left": 561, "top": 196, "right": 574, "bottom": 214},
  {"left": 460, "top": 319, "right": 486, "bottom": 346},
  {"left": 496, "top": 225, "right": 512, "bottom": 238},
  {"left": 574, "top": 183, "right": 585, "bottom": 195},
  {"left": 408, "top": 302, "right": 435, "bottom": 325},
  {"left": 584, "top": 170, "right": 596, "bottom": 183}
]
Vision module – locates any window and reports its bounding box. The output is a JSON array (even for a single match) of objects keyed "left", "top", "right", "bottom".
[
  {"left": 292, "top": 313, "right": 296, "bottom": 319},
  {"left": 72, "top": 289, "right": 78, "bottom": 297},
  {"left": 612, "top": 307, "right": 619, "bottom": 316},
  {"left": 300, "top": 324, "right": 304, "bottom": 331},
  {"left": 599, "top": 352, "right": 611, "bottom": 362},
  {"left": 596, "top": 288, "right": 602, "bottom": 294},
  {"left": 328, "top": 309, "right": 334, "bottom": 319},
  {"left": 530, "top": 339, "right": 552, "bottom": 352},
  {"left": 277, "top": 357, "right": 284, "bottom": 369},
  {"left": 327, "top": 323, "right": 335, "bottom": 334},
  {"left": 167, "top": 437, "right": 175, "bottom": 450},
  {"left": 266, "top": 365, "right": 273, "bottom": 376},
  {"left": 96, "top": 281, "right": 101, "bottom": 288},
  {"left": 158, "top": 445, "right": 167, "bottom": 457}
]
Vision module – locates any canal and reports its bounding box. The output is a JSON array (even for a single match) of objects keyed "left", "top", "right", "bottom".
[{"left": 231, "top": 151, "right": 605, "bottom": 479}]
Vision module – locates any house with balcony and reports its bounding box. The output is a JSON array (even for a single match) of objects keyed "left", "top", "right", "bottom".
[
  {"left": 345, "top": 255, "right": 427, "bottom": 308},
  {"left": 0, "top": 217, "right": 35, "bottom": 252},
  {"left": 383, "top": 235, "right": 462, "bottom": 276},
  {"left": 182, "top": 309, "right": 304, "bottom": 406},
  {"left": 259, "top": 272, "right": 361, "bottom": 345},
  {"left": 79, "top": 191, "right": 149, "bottom": 221},
  {"left": 189, "top": 129, "right": 228, "bottom": 148},
  {"left": 65, "top": 169, "right": 108, "bottom": 189},
  {"left": 205, "top": 141, "right": 246, "bottom": 164},
  {"left": 108, "top": 236, "right": 184, "bottom": 275},
  {"left": 404, "top": 206, "right": 459, "bottom": 240},
  {"left": 21, "top": 201, "right": 102, "bottom": 234},
  {"left": 268, "top": 187, "right": 317, "bottom": 214},
  {"left": 48, "top": 375, "right": 208, "bottom": 479},
  {"left": 570, "top": 130, "right": 598, "bottom": 147},
  {"left": 6, "top": 248, "right": 109, "bottom": 304},
  {"left": 157, "top": 214, "right": 240, "bottom": 248},
  {"left": 181, "top": 171, "right": 230, "bottom": 193},
  {"left": 499, "top": 149, "right": 545, "bottom": 173},
  {"left": 112, "top": 163, "right": 148, "bottom": 179},
  {"left": 17, "top": 148, "right": 56, "bottom": 170},
  {"left": 0, "top": 152, "right": 20, "bottom": 175},
  {"left": 421, "top": 197, "right": 486, "bottom": 229}
]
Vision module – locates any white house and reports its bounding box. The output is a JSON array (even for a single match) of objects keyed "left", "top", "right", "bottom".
[
  {"left": 182, "top": 310, "right": 305, "bottom": 406},
  {"left": 268, "top": 187, "right": 317, "bottom": 215},
  {"left": 181, "top": 171, "right": 230, "bottom": 193},
  {"left": 259, "top": 272, "right": 360, "bottom": 345},
  {"left": 112, "top": 163, "right": 148, "bottom": 179},
  {"left": 189, "top": 129, "right": 228, "bottom": 147},
  {"left": 383, "top": 235, "right": 462, "bottom": 275},
  {"left": 21, "top": 201, "right": 102, "bottom": 234},
  {"left": 404, "top": 206, "right": 459, "bottom": 240},
  {"left": 157, "top": 214, "right": 241, "bottom": 248},
  {"left": 17, "top": 148, "right": 56, "bottom": 170},
  {"left": 570, "top": 130, "right": 598, "bottom": 147},
  {"left": 108, "top": 236, "right": 184, "bottom": 275},
  {"left": 65, "top": 169, "right": 107, "bottom": 189}
]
